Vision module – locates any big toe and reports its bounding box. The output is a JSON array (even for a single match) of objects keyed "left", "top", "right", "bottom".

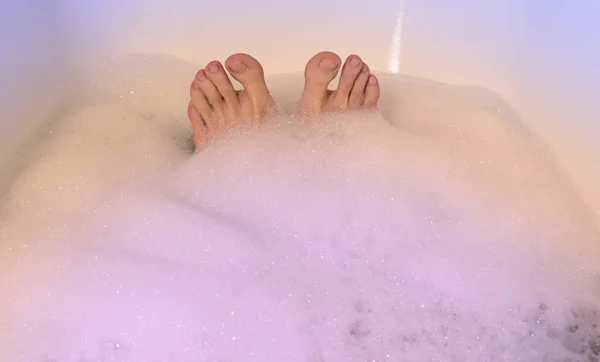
[
  {"left": 225, "top": 53, "right": 270, "bottom": 107},
  {"left": 304, "top": 51, "right": 342, "bottom": 87},
  {"left": 299, "top": 51, "right": 342, "bottom": 113}
]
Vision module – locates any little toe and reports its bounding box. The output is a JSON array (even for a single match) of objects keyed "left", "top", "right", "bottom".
[
  {"left": 363, "top": 75, "right": 380, "bottom": 108},
  {"left": 187, "top": 101, "right": 208, "bottom": 148}
]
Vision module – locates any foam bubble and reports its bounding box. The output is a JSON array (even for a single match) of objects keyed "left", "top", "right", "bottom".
[{"left": 0, "top": 54, "right": 598, "bottom": 361}]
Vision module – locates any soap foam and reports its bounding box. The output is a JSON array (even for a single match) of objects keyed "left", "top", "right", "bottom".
[{"left": 0, "top": 55, "right": 599, "bottom": 361}]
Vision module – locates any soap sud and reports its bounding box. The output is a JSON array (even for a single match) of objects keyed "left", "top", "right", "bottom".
[{"left": 0, "top": 54, "right": 599, "bottom": 361}]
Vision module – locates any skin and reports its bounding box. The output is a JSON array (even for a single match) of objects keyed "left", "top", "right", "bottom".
[{"left": 187, "top": 51, "right": 380, "bottom": 148}]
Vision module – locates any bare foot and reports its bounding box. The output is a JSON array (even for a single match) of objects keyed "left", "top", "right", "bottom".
[
  {"left": 298, "top": 51, "right": 380, "bottom": 115},
  {"left": 187, "top": 53, "right": 273, "bottom": 148}
]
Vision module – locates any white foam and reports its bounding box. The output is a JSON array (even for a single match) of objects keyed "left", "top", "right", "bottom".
[{"left": 0, "top": 55, "right": 599, "bottom": 361}]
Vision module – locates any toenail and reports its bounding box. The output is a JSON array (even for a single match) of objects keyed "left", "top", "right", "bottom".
[
  {"left": 196, "top": 70, "right": 207, "bottom": 80},
  {"left": 319, "top": 59, "right": 339, "bottom": 70},
  {"left": 228, "top": 61, "right": 247, "bottom": 73},
  {"left": 351, "top": 58, "right": 361, "bottom": 67},
  {"left": 368, "top": 76, "right": 377, "bottom": 84},
  {"left": 362, "top": 64, "right": 369, "bottom": 73},
  {"left": 208, "top": 64, "right": 219, "bottom": 73}
]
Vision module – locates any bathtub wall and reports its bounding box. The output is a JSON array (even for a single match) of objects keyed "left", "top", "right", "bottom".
[
  {"left": 402, "top": 1, "right": 600, "bottom": 211},
  {"left": 1, "top": 0, "right": 599, "bottom": 210},
  {"left": 0, "top": 1, "right": 75, "bottom": 180}
]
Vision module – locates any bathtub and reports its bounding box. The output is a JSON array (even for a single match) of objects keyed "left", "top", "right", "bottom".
[
  {"left": 1, "top": 0, "right": 598, "bottom": 212},
  {"left": 1, "top": 1, "right": 599, "bottom": 360}
]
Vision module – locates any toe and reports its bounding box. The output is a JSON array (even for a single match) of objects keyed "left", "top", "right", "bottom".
[
  {"left": 190, "top": 78, "right": 219, "bottom": 130},
  {"left": 303, "top": 51, "right": 342, "bottom": 87},
  {"left": 363, "top": 75, "right": 380, "bottom": 108},
  {"left": 300, "top": 51, "right": 341, "bottom": 112},
  {"left": 195, "top": 69, "right": 225, "bottom": 115},
  {"left": 348, "top": 63, "right": 370, "bottom": 108},
  {"left": 205, "top": 61, "right": 238, "bottom": 106},
  {"left": 333, "top": 55, "right": 363, "bottom": 105},
  {"left": 225, "top": 53, "right": 270, "bottom": 105},
  {"left": 190, "top": 78, "right": 212, "bottom": 119},
  {"left": 187, "top": 101, "right": 208, "bottom": 148}
]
